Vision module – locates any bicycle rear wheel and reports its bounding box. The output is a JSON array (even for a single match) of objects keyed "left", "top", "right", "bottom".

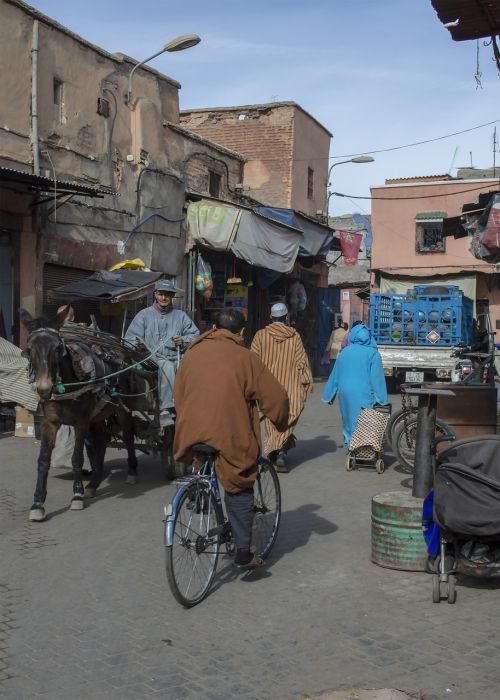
[
  {"left": 165, "top": 482, "right": 221, "bottom": 607},
  {"left": 252, "top": 460, "right": 281, "bottom": 559},
  {"left": 386, "top": 408, "right": 416, "bottom": 451},
  {"left": 393, "top": 417, "right": 452, "bottom": 473}
]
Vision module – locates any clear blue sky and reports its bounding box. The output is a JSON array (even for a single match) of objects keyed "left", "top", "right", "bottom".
[{"left": 29, "top": 0, "right": 500, "bottom": 215}]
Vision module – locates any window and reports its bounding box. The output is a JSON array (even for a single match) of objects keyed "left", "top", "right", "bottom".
[
  {"left": 307, "top": 167, "right": 314, "bottom": 199},
  {"left": 415, "top": 212, "right": 447, "bottom": 254},
  {"left": 53, "top": 78, "right": 64, "bottom": 123},
  {"left": 208, "top": 171, "right": 222, "bottom": 198}
]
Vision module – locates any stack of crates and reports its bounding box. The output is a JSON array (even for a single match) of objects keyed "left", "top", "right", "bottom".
[{"left": 369, "top": 285, "right": 474, "bottom": 346}]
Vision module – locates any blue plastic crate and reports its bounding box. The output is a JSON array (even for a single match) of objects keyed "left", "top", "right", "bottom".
[
  {"left": 369, "top": 292, "right": 473, "bottom": 346},
  {"left": 412, "top": 284, "right": 462, "bottom": 297}
]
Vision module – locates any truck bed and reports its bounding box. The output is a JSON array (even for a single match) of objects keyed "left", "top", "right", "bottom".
[{"left": 378, "top": 344, "right": 455, "bottom": 371}]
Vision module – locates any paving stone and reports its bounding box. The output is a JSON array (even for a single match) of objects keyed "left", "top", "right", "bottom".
[{"left": 2, "top": 389, "right": 500, "bottom": 698}]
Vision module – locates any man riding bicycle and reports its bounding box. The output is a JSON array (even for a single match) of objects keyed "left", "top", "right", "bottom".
[{"left": 173, "top": 308, "right": 289, "bottom": 569}]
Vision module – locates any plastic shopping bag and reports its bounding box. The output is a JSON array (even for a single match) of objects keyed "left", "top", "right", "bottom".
[{"left": 195, "top": 255, "right": 214, "bottom": 299}]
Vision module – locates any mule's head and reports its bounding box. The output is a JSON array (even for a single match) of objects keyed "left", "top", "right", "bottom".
[{"left": 20, "top": 307, "right": 69, "bottom": 400}]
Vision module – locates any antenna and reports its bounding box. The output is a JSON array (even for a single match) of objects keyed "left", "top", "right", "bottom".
[
  {"left": 493, "top": 127, "right": 497, "bottom": 177},
  {"left": 448, "top": 146, "right": 459, "bottom": 174}
]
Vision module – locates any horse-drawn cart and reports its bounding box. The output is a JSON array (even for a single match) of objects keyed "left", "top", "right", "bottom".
[{"left": 48, "top": 269, "right": 188, "bottom": 481}]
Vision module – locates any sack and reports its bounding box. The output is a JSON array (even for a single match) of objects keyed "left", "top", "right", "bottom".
[
  {"left": 51, "top": 425, "right": 75, "bottom": 469},
  {"left": 320, "top": 351, "right": 331, "bottom": 366}
]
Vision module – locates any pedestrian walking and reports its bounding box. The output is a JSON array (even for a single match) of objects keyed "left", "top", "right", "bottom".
[
  {"left": 251, "top": 302, "right": 313, "bottom": 472},
  {"left": 340, "top": 320, "right": 362, "bottom": 350},
  {"left": 324, "top": 322, "right": 347, "bottom": 363},
  {"left": 322, "top": 322, "right": 388, "bottom": 448}
]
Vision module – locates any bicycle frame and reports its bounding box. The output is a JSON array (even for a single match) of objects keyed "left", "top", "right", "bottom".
[{"left": 163, "top": 456, "right": 223, "bottom": 547}]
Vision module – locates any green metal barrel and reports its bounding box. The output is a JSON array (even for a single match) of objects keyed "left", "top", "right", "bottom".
[{"left": 371, "top": 491, "right": 428, "bottom": 571}]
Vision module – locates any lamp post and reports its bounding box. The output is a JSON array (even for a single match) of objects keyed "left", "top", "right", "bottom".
[
  {"left": 325, "top": 155, "right": 374, "bottom": 221},
  {"left": 125, "top": 34, "right": 201, "bottom": 105}
]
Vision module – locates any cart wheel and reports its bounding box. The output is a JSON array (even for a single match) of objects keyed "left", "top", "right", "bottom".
[
  {"left": 375, "top": 458, "right": 385, "bottom": 474},
  {"left": 432, "top": 574, "right": 441, "bottom": 603},
  {"left": 346, "top": 454, "right": 355, "bottom": 471},
  {"left": 447, "top": 575, "right": 457, "bottom": 604}
]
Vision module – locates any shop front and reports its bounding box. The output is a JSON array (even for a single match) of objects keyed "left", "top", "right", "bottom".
[{"left": 185, "top": 198, "right": 338, "bottom": 374}]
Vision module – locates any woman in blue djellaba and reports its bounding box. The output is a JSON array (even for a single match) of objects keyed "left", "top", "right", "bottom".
[{"left": 322, "top": 323, "right": 388, "bottom": 447}]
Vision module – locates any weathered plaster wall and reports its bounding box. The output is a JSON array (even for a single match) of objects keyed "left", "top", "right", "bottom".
[
  {"left": 180, "top": 105, "right": 296, "bottom": 207},
  {"left": 167, "top": 124, "right": 245, "bottom": 204},
  {"left": 0, "top": 0, "right": 187, "bottom": 279},
  {"left": 290, "top": 107, "right": 330, "bottom": 216}
]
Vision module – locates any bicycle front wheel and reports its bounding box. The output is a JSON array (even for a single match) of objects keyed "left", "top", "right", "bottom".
[
  {"left": 165, "top": 482, "right": 221, "bottom": 607},
  {"left": 252, "top": 460, "right": 281, "bottom": 559}
]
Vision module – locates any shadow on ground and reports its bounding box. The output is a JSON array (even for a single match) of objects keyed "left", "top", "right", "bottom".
[
  {"left": 48, "top": 454, "right": 172, "bottom": 517},
  {"left": 291, "top": 434, "right": 338, "bottom": 466},
  {"left": 273, "top": 503, "right": 338, "bottom": 561}
]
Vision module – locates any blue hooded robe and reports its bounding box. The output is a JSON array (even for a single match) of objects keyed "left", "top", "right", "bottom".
[{"left": 322, "top": 323, "right": 388, "bottom": 447}]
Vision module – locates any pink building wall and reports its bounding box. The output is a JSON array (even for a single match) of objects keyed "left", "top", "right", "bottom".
[{"left": 370, "top": 178, "right": 500, "bottom": 332}]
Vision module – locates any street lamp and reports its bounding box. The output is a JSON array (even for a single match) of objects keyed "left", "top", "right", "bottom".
[
  {"left": 325, "top": 155, "right": 374, "bottom": 220},
  {"left": 125, "top": 34, "right": 201, "bottom": 105}
]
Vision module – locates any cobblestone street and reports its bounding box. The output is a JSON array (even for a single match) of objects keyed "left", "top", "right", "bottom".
[{"left": 2, "top": 385, "right": 500, "bottom": 699}]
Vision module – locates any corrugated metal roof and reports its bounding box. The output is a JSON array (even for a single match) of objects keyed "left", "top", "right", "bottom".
[
  {"left": 0, "top": 166, "right": 112, "bottom": 197},
  {"left": 415, "top": 211, "right": 448, "bottom": 220},
  {"left": 431, "top": 0, "right": 500, "bottom": 41},
  {"left": 385, "top": 174, "right": 452, "bottom": 184}
]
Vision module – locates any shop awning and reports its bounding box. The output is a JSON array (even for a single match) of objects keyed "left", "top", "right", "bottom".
[
  {"left": 254, "top": 207, "right": 335, "bottom": 256},
  {"left": 48, "top": 270, "right": 163, "bottom": 302},
  {"left": 186, "top": 199, "right": 334, "bottom": 273},
  {"left": 187, "top": 199, "right": 302, "bottom": 273},
  {"left": 0, "top": 165, "right": 112, "bottom": 198}
]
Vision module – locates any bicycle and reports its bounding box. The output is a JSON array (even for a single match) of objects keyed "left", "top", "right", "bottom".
[{"left": 163, "top": 443, "right": 281, "bottom": 607}]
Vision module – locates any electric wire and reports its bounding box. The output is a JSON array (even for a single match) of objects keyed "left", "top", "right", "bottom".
[
  {"left": 333, "top": 182, "right": 500, "bottom": 201},
  {"left": 244, "top": 117, "right": 500, "bottom": 165}
]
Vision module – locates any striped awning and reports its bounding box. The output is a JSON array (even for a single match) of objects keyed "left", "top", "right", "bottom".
[{"left": 0, "top": 338, "right": 38, "bottom": 411}]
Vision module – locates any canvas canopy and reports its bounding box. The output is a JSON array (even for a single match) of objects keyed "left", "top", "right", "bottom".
[
  {"left": 48, "top": 270, "right": 164, "bottom": 302},
  {"left": 186, "top": 199, "right": 332, "bottom": 273}
]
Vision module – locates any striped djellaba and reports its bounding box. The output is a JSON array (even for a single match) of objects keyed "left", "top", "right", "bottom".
[{"left": 251, "top": 323, "right": 313, "bottom": 455}]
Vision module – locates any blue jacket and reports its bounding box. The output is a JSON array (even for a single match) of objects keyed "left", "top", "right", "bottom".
[
  {"left": 125, "top": 305, "right": 199, "bottom": 361},
  {"left": 322, "top": 324, "right": 388, "bottom": 447}
]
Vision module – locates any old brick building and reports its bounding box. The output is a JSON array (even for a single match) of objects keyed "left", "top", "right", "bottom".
[{"left": 180, "top": 102, "right": 331, "bottom": 218}]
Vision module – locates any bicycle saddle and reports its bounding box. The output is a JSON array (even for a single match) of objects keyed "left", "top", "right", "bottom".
[{"left": 191, "top": 443, "right": 218, "bottom": 455}]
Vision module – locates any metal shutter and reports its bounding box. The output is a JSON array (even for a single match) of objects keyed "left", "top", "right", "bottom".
[{"left": 43, "top": 264, "right": 103, "bottom": 326}]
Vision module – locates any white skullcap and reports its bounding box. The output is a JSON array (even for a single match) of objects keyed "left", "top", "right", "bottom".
[{"left": 270, "top": 302, "right": 288, "bottom": 318}]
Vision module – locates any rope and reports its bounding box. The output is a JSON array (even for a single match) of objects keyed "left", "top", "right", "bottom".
[
  {"left": 111, "top": 384, "right": 158, "bottom": 398},
  {"left": 54, "top": 339, "right": 166, "bottom": 393}
]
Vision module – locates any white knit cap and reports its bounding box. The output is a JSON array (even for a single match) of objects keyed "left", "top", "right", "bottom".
[{"left": 270, "top": 302, "right": 288, "bottom": 318}]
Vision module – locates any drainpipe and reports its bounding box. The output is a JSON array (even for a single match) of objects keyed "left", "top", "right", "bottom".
[{"left": 31, "top": 20, "right": 40, "bottom": 175}]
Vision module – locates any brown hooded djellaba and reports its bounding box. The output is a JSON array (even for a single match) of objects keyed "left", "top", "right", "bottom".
[
  {"left": 251, "top": 322, "right": 313, "bottom": 455},
  {"left": 173, "top": 328, "right": 289, "bottom": 494}
]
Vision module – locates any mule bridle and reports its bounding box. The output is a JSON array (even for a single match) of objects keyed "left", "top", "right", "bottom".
[{"left": 25, "top": 327, "right": 66, "bottom": 397}]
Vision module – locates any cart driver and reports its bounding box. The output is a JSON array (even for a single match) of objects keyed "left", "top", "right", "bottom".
[{"left": 124, "top": 280, "right": 200, "bottom": 421}]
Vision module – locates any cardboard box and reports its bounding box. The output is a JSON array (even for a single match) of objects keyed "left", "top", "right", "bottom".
[{"left": 15, "top": 407, "right": 35, "bottom": 438}]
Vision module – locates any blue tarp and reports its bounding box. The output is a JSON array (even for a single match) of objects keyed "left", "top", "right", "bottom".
[{"left": 254, "top": 206, "right": 334, "bottom": 258}]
